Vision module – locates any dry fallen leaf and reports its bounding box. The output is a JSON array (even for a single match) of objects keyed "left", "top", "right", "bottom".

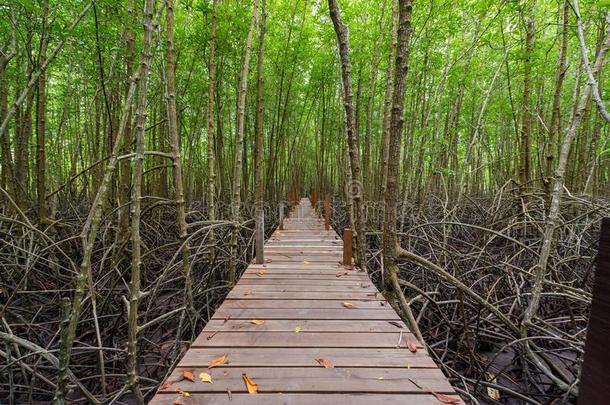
[
  {"left": 175, "top": 387, "right": 191, "bottom": 397},
  {"left": 265, "top": 258, "right": 273, "bottom": 263},
  {"left": 257, "top": 269, "right": 267, "bottom": 277},
  {"left": 159, "top": 382, "right": 172, "bottom": 390},
  {"left": 388, "top": 321, "right": 403, "bottom": 329},
  {"left": 431, "top": 392, "right": 461, "bottom": 404},
  {"left": 250, "top": 319, "right": 265, "bottom": 325},
  {"left": 244, "top": 288, "right": 253, "bottom": 296},
  {"left": 182, "top": 370, "right": 195, "bottom": 382},
  {"left": 242, "top": 373, "right": 258, "bottom": 394},
  {"left": 199, "top": 372, "right": 213, "bottom": 384},
  {"left": 208, "top": 354, "right": 227, "bottom": 369},
  {"left": 335, "top": 270, "right": 348, "bottom": 277},
  {"left": 406, "top": 336, "right": 418, "bottom": 353},
  {"left": 315, "top": 358, "right": 334, "bottom": 368},
  {"left": 303, "top": 259, "right": 311, "bottom": 264},
  {"left": 342, "top": 302, "right": 354, "bottom": 308},
  {"left": 294, "top": 326, "right": 301, "bottom": 333}
]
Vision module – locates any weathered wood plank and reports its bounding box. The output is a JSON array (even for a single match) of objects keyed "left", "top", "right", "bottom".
[
  {"left": 176, "top": 347, "right": 434, "bottom": 368},
  {"left": 211, "top": 308, "right": 399, "bottom": 320},
  {"left": 150, "top": 394, "right": 456, "bottom": 405},
  {"left": 205, "top": 319, "right": 408, "bottom": 332},
  {"left": 193, "top": 331, "right": 418, "bottom": 348},
  {"left": 223, "top": 299, "right": 386, "bottom": 309},
  {"left": 226, "top": 291, "right": 383, "bottom": 300},
  {"left": 156, "top": 367, "right": 452, "bottom": 393}
]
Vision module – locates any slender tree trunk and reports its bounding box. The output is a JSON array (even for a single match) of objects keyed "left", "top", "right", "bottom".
[
  {"left": 125, "top": 0, "right": 157, "bottom": 402},
  {"left": 546, "top": 0, "right": 569, "bottom": 188},
  {"left": 229, "top": 0, "right": 259, "bottom": 284},
  {"left": 519, "top": 1, "right": 536, "bottom": 189},
  {"left": 328, "top": 0, "right": 367, "bottom": 271},
  {"left": 380, "top": 0, "right": 398, "bottom": 197},
  {"left": 165, "top": 0, "right": 193, "bottom": 313},
  {"left": 36, "top": 0, "right": 49, "bottom": 223},
  {"left": 207, "top": 0, "right": 219, "bottom": 223},
  {"left": 254, "top": 0, "right": 267, "bottom": 264},
  {"left": 116, "top": 0, "right": 136, "bottom": 264},
  {"left": 381, "top": 0, "right": 422, "bottom": 342}
]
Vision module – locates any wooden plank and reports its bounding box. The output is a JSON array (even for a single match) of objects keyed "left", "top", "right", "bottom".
[
  {"left": 155, "top": 367, "right": 452, "bottom": 393},
  {"left": 150, "top": 394, "right": 457, "bottom": 405},
  {"left": 231, "top": 285, "right": 377, "bottom": 293},
  {"left": 193, "top": 332, "right": 419, "bottom": 348},
  {"left": 205, "top": 319, "right": 408, "bottom": 332},
  {"left": 240, "top": 274, "right": 371, "bottom": 281},
  {"left": 211, "top": 308, "right": 399, "bottom": 320},
  {"left": 226, "top": 291, "right": 385, "bottom": 300},
  {"left": 237, "top": 279, "right": 373, "bottom": 285},
  {"left": 177, "top": 347, "right": 434, "bottom": 368},
  {"left": 223, "top": 299, "right": 387, "bottom": 309}
]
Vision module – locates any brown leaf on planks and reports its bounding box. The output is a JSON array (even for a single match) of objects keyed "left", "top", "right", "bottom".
[
  {"left": 182, "top": 370, "right": 195, "bottom": 382},
  {"left": 159, "top": 382, "right": 172, "bottom": 390},
  {"left": 335, "top": 270, "right": 348, "bottom": 277},
  {"left": 242, "top": 373, "right": 259, "bottom": 394},
  {"left": 406, "top": 336, "right": 418, "bottom": 353},
  {"left": 431, "top": 392, "right": 461, "bottom": 403},
  {"left": 250, "top": 319, "right": 265, "bottom": 325},
  {"left": 257, "top": 269, "right": 267, "bottom": 277},
  {"left": 244, "top": 288, "right": 253, "bottom": 296},
  {"left": 208, "top": 354, "right": 227, "bottom": 369},
  {"left": 315, "top": 358, "right": 335, "bottom": 368},
  {"left": 388, "top": 321, "right": 403, "bottom": 328},
  {"left": 342, "top": 302, "right": 354, "bottom": 308}
]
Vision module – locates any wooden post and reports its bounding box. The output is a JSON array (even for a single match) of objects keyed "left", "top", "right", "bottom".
[
  {"left": 313, "top": 191, "right": 318, "bottom": 211},
  {"left": 579, "top": 217, "right": 610, "bottom": 404},
  {"left": 324, "top": 193, "right": 330, "bottom": 231},
  {"left": 279, "top": 204, "right": 284, "bottom": 230},
  {"left": 255, "top": 208, "right": 264, "bottom": 264},
  {"left": 342, "top": 228, "right": 352, "bottom": 266}
]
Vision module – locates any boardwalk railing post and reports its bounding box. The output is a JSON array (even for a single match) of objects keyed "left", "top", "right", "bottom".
[
  {"left": 342, "top": 228, "right": 352, "bottom": 265},
  {"left": 279, "top": 204, "right": 284, "bottom": 230},
  {"left": 578, "top": 217, "right": 610, "bottom": 404},
  {"left": 324, "top": 193, "right": 330, "bottom": 231}
]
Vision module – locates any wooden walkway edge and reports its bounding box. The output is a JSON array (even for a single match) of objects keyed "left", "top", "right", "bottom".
[{"left": 149, "top": 198, "right": 458, "bottom": 404}]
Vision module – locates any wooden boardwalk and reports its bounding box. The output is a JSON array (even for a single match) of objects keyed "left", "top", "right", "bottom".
[{"left": 150, "top": 198, "right": 458, "bottom": 404}]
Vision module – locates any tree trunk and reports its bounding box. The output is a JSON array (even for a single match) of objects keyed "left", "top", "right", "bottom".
[
  {"left": 328, "top": 0, "right": 367, "bottom": 272},
  {"left": 381, "top": 0, "right": 422, "bottom": 342},
  {"left": 36, "top": 0, "right": 49, "bottom": 223},
  {"left": 546, "top": 0, "right": 569, "bottom": 188},
  {"left": 229, "top": 0, "right": 259, "bottom": 284},
  {"left": 207, "top": 0, "right": 219, "bottom": 223},
  {"left": 519, "top": 1, "right": 536, "bottom": 189},
  {"left": 380, "top": 0, "right": 398, "bottom": 198},
  {"left": 165, "top": 0, "right": 193, "bottom": 312},
  {"left": 254, "top": 0, "right": 267, "bottom": 264}
]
